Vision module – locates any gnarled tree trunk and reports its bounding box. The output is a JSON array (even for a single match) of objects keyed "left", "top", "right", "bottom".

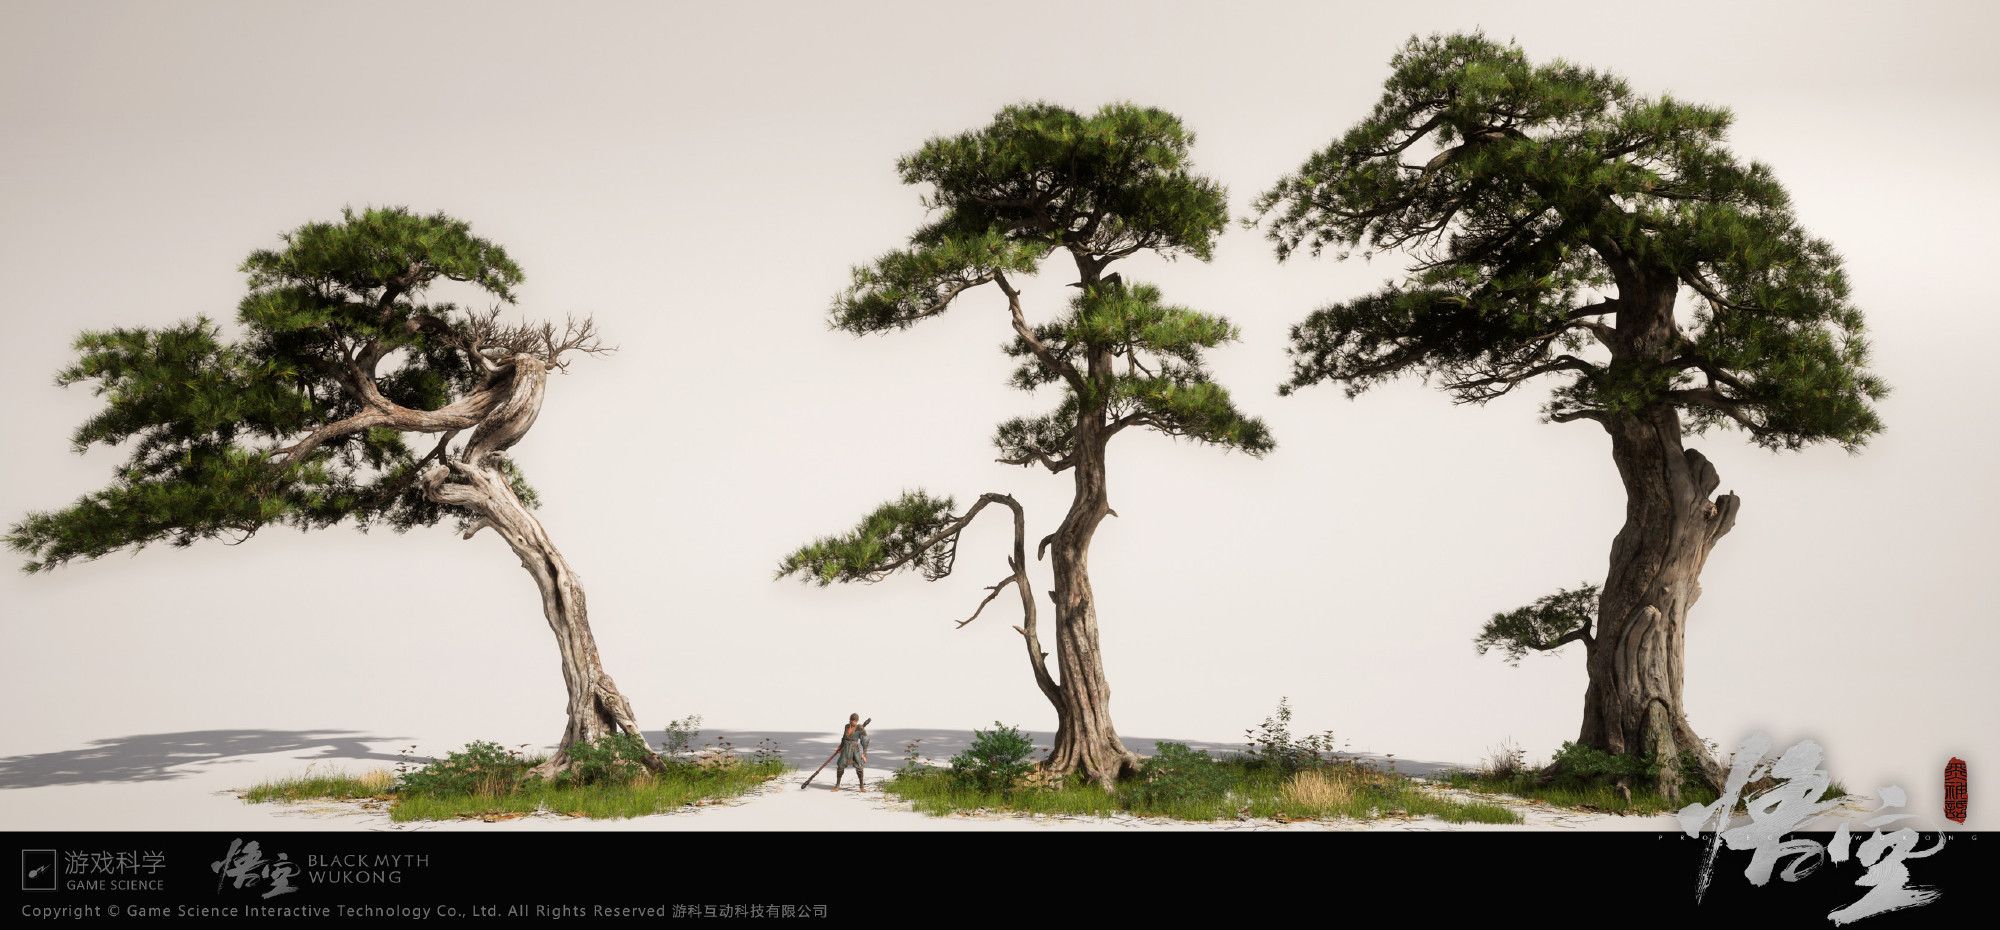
[
  {"left": 421, "top": 355, "right": 657, "bottom": 778},
  {"left": 1578, "top": 405, "right": 1737, "bottom": 800},
  {"left": 1041, "top": 407, "right": 1141, "bottom": 788}
]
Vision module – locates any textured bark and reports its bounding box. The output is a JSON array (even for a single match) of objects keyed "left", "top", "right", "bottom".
[
  {"left": 1576, "top": 404, "right": 1737, "bottom": 800},
  {"left": 421, "top": 355, "right": 657, "bottom": 777},
  {"left": 1039, "top": 333, "right": 1142, "bottom": 789}
]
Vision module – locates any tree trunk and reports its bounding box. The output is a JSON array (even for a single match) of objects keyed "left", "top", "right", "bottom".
[
  {"left": 421, "top": 356, "right": 658, "bottom": 778},
  {"left": 1041, "top": 398, "right": 1141, "bottom": 789},
  {"left": 1576, "top": 405, "right": 1737, "bottom": 800}
]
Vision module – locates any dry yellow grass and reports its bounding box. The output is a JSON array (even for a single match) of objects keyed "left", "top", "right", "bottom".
[{"left": 1281, "top": 769, "right": 1356, "bottom": 809}]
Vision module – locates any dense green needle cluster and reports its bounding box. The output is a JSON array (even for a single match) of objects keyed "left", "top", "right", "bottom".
[
  {"left": 833, "top": 102, "right": 1229, "bottom": 330},
  {"left": 1474, "top": 584, "right": 1599, "bottom": 665},
  {"left": 776, "top": 491, "right": 964, "bottom": 586},
  {"left": 8, "top": 207, "right": 542, "bottom": 572},
  {"left": 1256, "top": 32, "right": 1886, "bottom": 450},
  {"left": 998, "top": 281, "right": 1274, "bottom": 459}
]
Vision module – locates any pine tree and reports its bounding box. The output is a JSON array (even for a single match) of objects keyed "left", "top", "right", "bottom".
[
  {"left": 778, "top": 103, "right": 1273, "bottom": 787},
  {"left": 1256, "top": 34, "right": 1886, "bottom": 798},
  {"left": 7, "top": 207, "right": 658, "bottom": 776}
]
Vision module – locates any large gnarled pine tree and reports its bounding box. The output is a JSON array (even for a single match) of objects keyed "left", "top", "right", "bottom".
[
  {"left": 1256, "top": 34, "right": 1885, "bottom": 798},
  {"left": 778, "top": 103, "right": 1273, "bottom": 787},
  {"left": 7, "top": 207, "right": 658, "bottom": 776}
]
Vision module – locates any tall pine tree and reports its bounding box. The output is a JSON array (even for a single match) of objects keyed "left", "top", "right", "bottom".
[
  {"left": 8, "top": 207, "right": 657, "bottom": 776},
  {"left": 1256, "top": 34, "right": 1885, "bottom": 798},
  {"left": 778, "top": 103, "right": 1272, "bottom": 786}
]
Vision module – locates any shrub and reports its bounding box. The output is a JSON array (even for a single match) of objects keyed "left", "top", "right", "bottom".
[
  {"left": 660, "top": 715, "right": 703, "bottom": 760},
  {"left": 1244, "top": 697, "right": 1340, "bottom": 775},
  {"left": 556, "top": 732, "right": 662, "bottom": 788},
  {"left": 947, "top": 723, "right": 1038, "bottom": 793},
  {"left": 395, "top": 741, "right": 533, "bottom": 798},
  {"left": 1548, "top": 741, "right": 1657, "bottom": 785},
  {"left": 1484, "top": 738, "right": 1529, "bottom": 778},
  {"left": 1125, "top": 742, "right": 1232, "bottom": 809},
  {"left": 898, "top": 738, "right": 929, "bottom": 776}
]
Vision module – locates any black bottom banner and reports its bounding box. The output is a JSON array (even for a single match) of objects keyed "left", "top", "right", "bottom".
[{"left": 5, "top": 830, "right": 1991, "bottom": 924}]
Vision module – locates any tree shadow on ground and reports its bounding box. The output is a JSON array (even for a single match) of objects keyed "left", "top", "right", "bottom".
[
  {"left": 665, "top": 728, "right": 1459, "bottom": 789},
  {"left": 0, "top": 730, "right": 410, "bottom": 788},
  {"left": 1, "top": 727, "right": 1460, "bottom": 791}
]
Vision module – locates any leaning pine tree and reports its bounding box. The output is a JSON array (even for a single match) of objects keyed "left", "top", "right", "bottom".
[
  {"left": 777, "top": 103, "right": 1273, "bottom": 787},
  {"left": 1256, "top": 34, "right": 1885, "bottom": 799},
  {"left": 6, "top": 207, "right": 660, "bottom": 777}
]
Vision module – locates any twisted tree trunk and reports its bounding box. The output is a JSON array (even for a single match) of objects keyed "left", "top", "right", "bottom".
[
  {"left": 421, "top": 355, "right": 657, "bottom": 778},
  {"left": 985, "top": 494, "right": 1063, "bottom": 714},
  {"left": 1042, "top": 394, "right": 1141, "bottom": 788},
  {"left": 1578, "top": 405, "right": 1736, "bottom": 800}
]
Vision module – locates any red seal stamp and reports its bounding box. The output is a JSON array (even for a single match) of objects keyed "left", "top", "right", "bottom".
[{"left": 1943, "top": 757, "right": 1967, "bottom": 824}]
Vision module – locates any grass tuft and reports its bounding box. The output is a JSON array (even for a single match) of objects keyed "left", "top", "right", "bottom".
[
  {"left": 241, "top": 733, "right": 787, "bottom": 821},
  {"left": 1442, "top": 771, "right": 1695, "bottom": 815},
  {"left": 243, "top": 768, "right": 395, "bottom": 803},
  {"left": 386, "top": 761, "right": 785, "bottom": 822},
  {"left": 885, "top": 757, "right": 1522, "bottom": 825}
]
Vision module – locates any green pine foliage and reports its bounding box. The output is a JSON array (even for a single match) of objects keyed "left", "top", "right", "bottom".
[
  {"left": 838, "top": 101, "right": 1270, "bottom": 465},
  {"left": 8, "top": 207, "right": 538, "bottom": 572},
  {"left": 833, "top": 229, "right": 1045, "bottom": 332},
  {"left": 1474, "top": 584, "right": 1599, "bottom": 665},
  {"left": 775, "top": 490, "right": 963, "bottom": 585},
  {"left": 1256, "top": 32, "right": 1886, "bottom": 450},
  {"left": 999, "top": 281, "right": 1275, "bottom": 455}
]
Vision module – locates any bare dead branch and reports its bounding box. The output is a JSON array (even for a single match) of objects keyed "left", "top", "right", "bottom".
[{"left": 957, "top": 575, "right": 1021, "bottom": 628}]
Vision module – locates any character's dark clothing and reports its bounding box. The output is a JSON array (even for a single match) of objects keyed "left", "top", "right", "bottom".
[{"left": 835, "top": 725, "right": 870, "bottom": 783}]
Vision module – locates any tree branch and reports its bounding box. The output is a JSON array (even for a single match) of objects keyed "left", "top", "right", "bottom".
[
  {"left": 270, "top": 409, "right": 391, "bottom": 464},
  {"left": 1447, "top": 354, "right": 1598, "bottom": 402},
  {"left": 956, "top": 575, "right": 1021, "bottom": 628},
  {"left": 995, "top": 450, "right": 1074, "bottom": 472},
  {"left": 1550, "top": 408, "right": 1608, "bottom": 424},
  {"left": 996, "top": 270, "right": 1085, "bottom": 394},
  {"left": 1669, "top": 387, "right": 1768, "bottom": 435},
  {"left": 1544, "top": 627, "right": 1592, "bottom": 650}
]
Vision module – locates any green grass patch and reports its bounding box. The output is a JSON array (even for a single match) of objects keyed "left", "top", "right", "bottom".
[
  {"left": 885, "top": 755, "right": 1522, "bottom": 825},
  {"left": 388, "top": 760, "right": 785, "bottom": 822},
  {"left": 241, "top": 735, "right": 787, "bottom": 821},
  {"left": 887, "top": 715, "right": 1524, "bottom": 826},
  {"left": 1445, "top": 770, "right": 1845, "bottom": 816},
  {"left": 1441, "top": 770, "right": 1714, "bottom": 815},
  {"left": 1448, "top": 752, "right": 1848, "bottom": 812}
]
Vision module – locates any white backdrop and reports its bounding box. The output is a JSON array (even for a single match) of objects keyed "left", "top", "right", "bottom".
[{"left": 2, "top": 0, "right": 1994, "bottom": 827}]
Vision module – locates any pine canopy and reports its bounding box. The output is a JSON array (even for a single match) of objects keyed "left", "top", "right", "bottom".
[
  {"left": 839, "top": 101, "right": 1271, "bottom": 466},
  {"left": 830, "top": 102, "right": 1232, "bottom": 337},
  {"left": 1256, "top": 32, "right": 1886, "bottom": 450},
  {"left": 9, "top": 207, "right": 567, "bottom": 572}
]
